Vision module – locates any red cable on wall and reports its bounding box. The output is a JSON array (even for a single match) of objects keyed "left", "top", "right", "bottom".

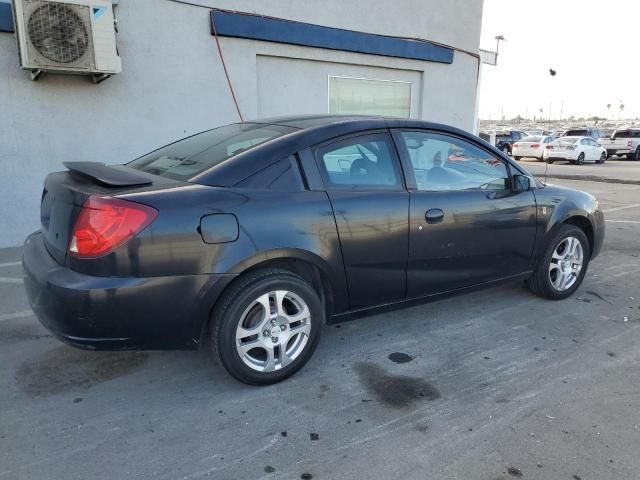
[{"left": 211, "top": 13, "right": 244, "bottom": 122}]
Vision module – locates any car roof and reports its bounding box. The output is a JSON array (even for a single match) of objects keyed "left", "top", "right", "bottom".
[
  {"left": 253, "top": 114, "right": 386, "bottom": 129},
  {"left": 191, "top": 115, "right": 513, "bottom": 186}
]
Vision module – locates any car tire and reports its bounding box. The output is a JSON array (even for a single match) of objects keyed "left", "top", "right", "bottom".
[
  {"left": 576, "top": 153, "right": 585, "bottom": 165},
  {"left": 526, "top": 224, "right": 590, "bottom": 300},
  {"left": 546, "top": 158, "right": 555, "bottom": 164},
  {"left": 514, "top": 156, "right": 521, "bottom": 161},
  {"left": 209, "top": 268, "right": 323, "bottom": 385},
  {"left": 596, "top": 152, "right": 606, "bottom": 164},
  {"left": 634, "top": 147, "right": 640, "bottom": 161}
]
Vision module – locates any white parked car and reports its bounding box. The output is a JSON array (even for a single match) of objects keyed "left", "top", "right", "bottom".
[
  {"left": 512, "top": 136, "right": 554, "bottom": 161},
  {"left": 545, "top": 136, "right": 607, "bottom": 165}
]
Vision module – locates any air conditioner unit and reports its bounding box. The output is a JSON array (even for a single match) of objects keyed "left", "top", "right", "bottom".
[{"left": 12, "top": 0, "right": 121, "bottom": 81}]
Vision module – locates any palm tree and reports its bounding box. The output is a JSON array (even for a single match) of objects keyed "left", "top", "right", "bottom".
[
  {"left": 606, "top": 103, "right": 611, "bottom": 118},
  {"left": 619, "top": 102, "right": 625, "bottom": 120}
]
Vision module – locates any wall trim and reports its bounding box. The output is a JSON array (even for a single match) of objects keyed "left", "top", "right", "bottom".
[{"left": 210, "top": 9, "right": 454, "bottom": 65}]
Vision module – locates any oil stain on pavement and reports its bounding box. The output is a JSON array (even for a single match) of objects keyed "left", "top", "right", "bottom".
[
  {"left": 354, "top": 362, "right": 440, "bottom": 409},
  {"left": 388, "top": 352, "right": 414, "bottom": 364},
  {"left": 16, "top": 345, "right": 148, "bottom": 396}
]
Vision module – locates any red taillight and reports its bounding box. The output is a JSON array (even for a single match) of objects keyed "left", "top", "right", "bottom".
[
  {"left": 530, "top": 144, "right": 540, "bottom": 148},
  {"left": 546, "top": 146, "right": 554, "bottom": 149},
  {"left": 68, "top": 196, "right": 158, "bottom": 258}
]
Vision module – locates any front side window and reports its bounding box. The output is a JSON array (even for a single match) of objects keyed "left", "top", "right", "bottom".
[
  {"left": 400, "top": 131, "right": 510, "bottom": 192},
  {"left": 128, "top": 123, "right": 297, "bottom": 180},
  {"left": 316, "top": 134, "right": 401, "bottom": 189}
]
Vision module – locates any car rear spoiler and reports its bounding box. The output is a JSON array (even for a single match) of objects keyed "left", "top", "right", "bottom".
[{"left": 64, "top": 162, "right": 153, "bottom": 187}]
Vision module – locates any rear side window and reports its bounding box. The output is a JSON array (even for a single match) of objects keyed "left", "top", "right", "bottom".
[
  {"left": 128, "top": 123, "right": 297, "bottom": 180},
  {"left": 235, "top": 157, "right": 304, "bottom": 191},
  {"left": 316, "top": 133, "right": 402, "bottom": 190}
]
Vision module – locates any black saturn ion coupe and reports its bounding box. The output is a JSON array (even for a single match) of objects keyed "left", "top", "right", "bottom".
[{"left": 23, "top": 115, "right": 605, "bottom": 385}]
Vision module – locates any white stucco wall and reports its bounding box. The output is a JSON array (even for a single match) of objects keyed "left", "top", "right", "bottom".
[{"left": 0, "top": 0, "right": 484, "bottom": 247}]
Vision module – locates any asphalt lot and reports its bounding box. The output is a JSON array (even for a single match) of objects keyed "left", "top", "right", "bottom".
[{"left": 2, "top": 168, "right": 640, "bottom": 480}]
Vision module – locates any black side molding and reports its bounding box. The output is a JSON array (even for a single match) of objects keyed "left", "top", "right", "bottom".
[{"left": 64, "top": 162, "right": 153, "bottom": 187}]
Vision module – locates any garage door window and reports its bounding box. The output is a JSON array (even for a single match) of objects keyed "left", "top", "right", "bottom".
[{"left": 328, "top": 77, "right": 411, "bottom": 118}]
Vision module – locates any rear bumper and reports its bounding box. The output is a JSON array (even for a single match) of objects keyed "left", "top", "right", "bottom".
[
  {"left": 547, "top": 151, "right": 578, "bottom": 161},
  {"left": 22, "top": 232, "right": 236, "bottom": 350},
  {"left": 513, "top": 149, "right": 544, "bottom": 158},
  {"left": 605, "top": 148, "right": 630, "bottom": 155}
]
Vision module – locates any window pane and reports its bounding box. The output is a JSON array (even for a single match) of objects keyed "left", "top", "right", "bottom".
[
  {"left": 329, "top": 77, "right": 411, "bottom": 117},
  {"left": 401, "top": 131, "right": 510, "bottom": 192},
  {"left": 318, "top": 135, "right": 400, "bottom": 188}
]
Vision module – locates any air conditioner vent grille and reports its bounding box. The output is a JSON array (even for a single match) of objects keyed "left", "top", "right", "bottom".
[{"left": 27, "top": 2, "right": 89, "bottom": 64}]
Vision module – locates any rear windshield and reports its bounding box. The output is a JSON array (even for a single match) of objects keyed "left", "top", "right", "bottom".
[
  {"left": 564, "top": 129, "right": 588, "bottom": 137},
  {"left": 555, "top": 137, "right": 579, "bottom": 146},
  {"left": 128, "top": 123, "right": 297, "bottom": 180},
  {"left": 521, "top": 136, "right": 543, "bottom": 142},
  {"left": 613, "top": 130, "right": 640, "bottom": 139}
]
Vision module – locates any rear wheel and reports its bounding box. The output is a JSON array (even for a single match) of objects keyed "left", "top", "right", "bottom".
[
  {"left": 526, "top": 225, "right": 590, "bottom": 300},
  {"left": 546, "top": 158, "right": 555, "bottom": 164},
  {"left": 576, "top": 153, "right": 585, "bottom": 165},
  {"left": 634, "top": 147, "right": 640, "bottom": 161},
  {"left": 209, "top": 269, "right": 323, "bottom": 385},
  {"left": 514, "top": 156, "right": 521, "bottom": 161}
]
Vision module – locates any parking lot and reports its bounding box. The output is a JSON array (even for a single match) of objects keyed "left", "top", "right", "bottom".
[{"left": 1, "top": 167, "right": 640, "bottom": 480}]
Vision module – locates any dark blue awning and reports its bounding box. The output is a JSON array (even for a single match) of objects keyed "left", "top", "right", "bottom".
[
  {"left": 210, "top": 9, "right": 454, "bottom": 64},
  {"left": 0, "top": 2, "right": 14, "bottom": 33}
]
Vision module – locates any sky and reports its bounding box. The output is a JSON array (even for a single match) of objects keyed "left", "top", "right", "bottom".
[{"left": 479, "top": 0, "right": 639, "bottom": 121}]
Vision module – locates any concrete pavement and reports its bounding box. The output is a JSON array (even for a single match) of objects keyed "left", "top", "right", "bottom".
[
  {"left": 521, "top": 158, "right": 640, "bottom": 185},
  {"left": 1, "top": 175, "right": 640, "bottom": 480}
]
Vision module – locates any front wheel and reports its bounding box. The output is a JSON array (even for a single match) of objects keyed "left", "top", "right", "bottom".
[
  {"left": 596, "top": 152, "right": 606, "bottom": 164},
  {"left": 210, "top": 269, "right": 323, "bottom": 385},
  {"left": 546, "top": 158, "right": 555, "bottom": 164},
  {"left": 526, "top": 225, "right": 590, "bottom": 300},
  {"left": 514, "top": 156, "right": 521, "bottom": 161},
  {"left": 634, "top": 147, "right": 640, "bottom": 161}
]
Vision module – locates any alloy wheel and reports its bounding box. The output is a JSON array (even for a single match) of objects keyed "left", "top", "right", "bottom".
[
  {"left": 548, "top": 236, "right": 584, "bottom": 291},
  {"left": 235, "top": 290, "right": 311, "bottom": 372}
]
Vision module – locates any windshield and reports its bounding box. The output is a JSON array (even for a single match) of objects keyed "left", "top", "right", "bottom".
[{"left": 128, "top": 123, "right": 297, "bottom": 180}]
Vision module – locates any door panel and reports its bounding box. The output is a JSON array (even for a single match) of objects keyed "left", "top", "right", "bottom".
[
  {"left": 328, "top": 191, "right": 409, "bottom": 307},
  {"left": 392, "top": 128, "right": 538, "bottom": 298},
  {"left": 408, "top": 189, "right": 537, "bottom": 297},
  {"left": 314, "top": 131, "right": 409, "bottom": 309}
]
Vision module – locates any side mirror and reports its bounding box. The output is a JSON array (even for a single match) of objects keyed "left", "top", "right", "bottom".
[{"left": 513, "top": 174, "right": 531, "bottom": 192}]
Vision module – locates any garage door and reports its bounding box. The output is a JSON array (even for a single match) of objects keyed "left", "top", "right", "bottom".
[{"left": 256, "top": 55, "right": 422, "bottom": 119}]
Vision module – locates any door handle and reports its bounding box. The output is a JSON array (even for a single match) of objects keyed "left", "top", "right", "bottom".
[{"left": 425, "top": 208, "right": 444, "bottom": 224}]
